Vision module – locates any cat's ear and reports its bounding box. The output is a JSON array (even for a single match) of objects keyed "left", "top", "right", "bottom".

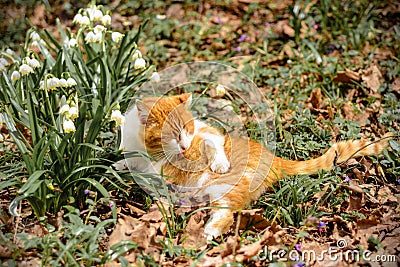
[
  {"left": 136, "top": 100, "right": 149, "bottom": 125},
  {"left": 179, "top": 93, "right": 192, "bottom": 107}
]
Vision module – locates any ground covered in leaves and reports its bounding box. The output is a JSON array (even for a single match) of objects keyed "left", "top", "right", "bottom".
[{"left": 1, "top": 0, "right": 400, "bottom": 266}]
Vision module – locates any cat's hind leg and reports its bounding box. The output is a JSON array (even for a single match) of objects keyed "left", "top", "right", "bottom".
[{"left": 203, "top": 201, "right": 234, "bottom": 241}]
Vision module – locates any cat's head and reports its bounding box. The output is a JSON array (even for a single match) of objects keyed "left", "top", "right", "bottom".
[{"left": 136, "top": 93, "right": 195, "bottom": 160}]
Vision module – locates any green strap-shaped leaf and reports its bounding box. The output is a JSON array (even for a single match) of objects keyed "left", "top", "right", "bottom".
[{"left": 18, "top": 170, "right": 48, "bottom": 195}]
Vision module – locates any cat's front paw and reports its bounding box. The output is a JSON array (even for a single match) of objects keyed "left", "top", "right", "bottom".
[{"left": 210, "top": 156, "right": 230, "bottom": 174}]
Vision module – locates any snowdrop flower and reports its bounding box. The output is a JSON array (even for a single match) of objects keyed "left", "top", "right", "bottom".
[
  {"left": 60, "top": 104, "right": 70, "bottom": 115},
  {"left": 0, "top": 133, "right": 3, "bottom": 142},
  {"left": 79, "top": 15, "right": 90, "bottom": 26},
  {"left": 86, "top": 7, "right": 96, "bottom": 20},
  {"left": 46, "top": 77, "right": 59, "bottom": 90},
  {"left": 68, "top": 38, "right": 78, "bottom": 47},
  {"left": 66, "top": 77, "right": 77, "bottom": 87},
  {"left": 65, "top": 37, "right": 78, "bottom": 47},
  {"left": 110, "top": 110, "right": 125, "bottom": 126},
  {"left": 73, "top": 14, "right": 83, "bottom": 24},
  {"left": 216, "top": 84, "right": 226, "bottom": 97},
  {"left": 151, "top": 72, "right": 161, "bottom": 82},
  {"left": 94, "top": 25, "right": 105, "bottom": 34},
  {"left": 84, "top": 33, "right": 95, "bottom": 43},
  {"left": 30, "top": 32, "right": 40, "bottom": 41},
  {"left": 102, "top": 14, "right": 111, "bottom": 26},
  {"left": 31, "top": 41, "right": 39, "bottom": 47},
  {"left": 6, "top": 49, "right": 13, "bottom": 56},
  {"left": 134, "top": 58, "right": 146, "bottom": 69},
  {"left": 39, "top": 80, "right": 44, "bottom": 89},
  {"left": 69, "top": 106, "right": 79, "bottom": 120},
  {"left": 85, "top": 31, "right": 102, "bottom": 43},
  {"left": 0, "top": 58, "right": 8, "bottom": 66},
  {"left": 0, "top": 63, "right": 5, "bottom": 72},
  {"left": 63, "top": 119, "right": 76, "bottom": 133},
  {"left": 93, "top": 9, "right": 103, "bottom": 21},
  {"left": 26, "top": 57, "right": 40, "bottom": 69},
  {"left": 19, "top": 64, "right": 34, "bottom": 76},
  {"left": 58, "top": 78, "right": 68, "bottom": 87},
  {"left": 73, "top": 13, "right": 91, "bottom": 25},
  {"left": 156, "top": 14, "right": 166, "bottom": 20},
  {"left": 11, "top": 71, "right": 20, "bottom": 81},
  {"left": 87, "top": 6, "right": 103, "bottom": 21},
  {"left": 111, "top": 32, "right": 124, "bottom": 43},
  {"left": 131, "top": 50, "right": 142, "bottom": 60}
]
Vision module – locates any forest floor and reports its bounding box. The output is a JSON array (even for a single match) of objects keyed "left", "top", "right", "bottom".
[{"left": 1, "top": 0, "right": 400, "bottom": 266}]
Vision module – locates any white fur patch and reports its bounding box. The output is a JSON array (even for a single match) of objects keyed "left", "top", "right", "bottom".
[
  {"left": 197, "top": 173, "right": 210, "bottom": 187},
  {"left": 203, "top": 184, "right": 232, "bottom": 201},
  {"left": 203, "top": 200, "right": 230, "bottom": 240},
  {"left": 113, "top": 106, "right": 151, "bottom": 171}
]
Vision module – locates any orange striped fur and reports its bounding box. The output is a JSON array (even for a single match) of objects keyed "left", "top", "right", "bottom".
[{"left": 138, "top": 94, "right": 392, "bottom": 239}]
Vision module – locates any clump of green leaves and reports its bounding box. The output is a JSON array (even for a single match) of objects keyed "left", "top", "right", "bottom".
[
  {"left": 0, "top": 3, "right": 152, "bottom": 219},
  {"left": 0, "top": 199, "right": 136, "bottom": 266}
]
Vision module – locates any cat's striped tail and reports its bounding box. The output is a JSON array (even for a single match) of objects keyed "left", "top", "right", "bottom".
[{"left": 272, "top": 133, "right": 393, "bottom": 178}]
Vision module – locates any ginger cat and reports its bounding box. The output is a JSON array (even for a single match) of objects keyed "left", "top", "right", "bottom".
[
  {"left": 119, "top": 93, "right": 391, "bottom": 240},
  {"left": 116, "top": 93, "right": 230, "bottom": 174}
]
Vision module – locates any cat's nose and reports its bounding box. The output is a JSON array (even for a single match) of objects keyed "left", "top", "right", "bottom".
[{"left": 180, "top": 144, "right": 188, "bottom": 152}]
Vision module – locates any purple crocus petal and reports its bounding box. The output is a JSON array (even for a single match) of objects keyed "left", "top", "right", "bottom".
[
  {"left": 216, "top": 18, "right": 222, "bottom": 24},
  {"left": 318, "top": 221, "right": 326, "bottom": 228},
  {"left": 84, "top": 189, "right": 90, "bottom": 195},
  {"left": 344, "top": 176, "right": 351, "bottom": 182},
  {"left": 294, "top": 262, "right": 305, "bottom": 267},
  {"left": 109, "top": 201, "right": 114, "bottom": 208},
  {"left": 295, "top": 243, "right": 301, "bottom": 251},
  {"left": 264, "top": 23, "right": 271, "bottom": 27},
  {"left": 397, "top": 178, "right": 400, "bottom": 184},
  {"left": 236, "top": 46, "right": 241, "bottom": 52},
  {"left": 238, "top": 34, "right": 246, "bottom": 42}
]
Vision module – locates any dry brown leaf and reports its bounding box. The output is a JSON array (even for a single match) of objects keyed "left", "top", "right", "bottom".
[
  {"left": 391, "top": 77, "right": 400, "bottom": 93},
  {"left": 332, "top": 69, "right": 360, "bottom": 83},
  {"left": 308, "top": 88, "right": 323, "bottom": 109},
  {"left": 180, "top": 211, "right": 207, "bottom": 249},
  {"left": 356, "top": 217, "right": 380, "bottom": 229},
  {"left": 346, "top": 195, "right": 363, "bottom": 211},
  {"left": 140, "top": 203, "right": 165, "bottom": 222},
  {"left": 125, "top": 203, "right": 146, "bottom": 216},
  {"left": 360, "top": 65, "right": 383, "bottom": 92},
  {"left": 238, "top": 209, "right": 271, "bottom": 230},
  {"left": 377, "top": 186, "right": 398, "bottom": 204},
  {"left": 274, "top": 20, "right": 295, "bottom": 37},
  {"left": 341, "top": 182, "right": 364, "bottom": 195},
  {"left": 108, "top": 214, "right": 158, "bottom": 251}
]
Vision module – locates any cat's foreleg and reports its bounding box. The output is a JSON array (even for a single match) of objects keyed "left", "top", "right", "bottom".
[{"left": 203, "top": 134, "right": 230, "bottom": 174}]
